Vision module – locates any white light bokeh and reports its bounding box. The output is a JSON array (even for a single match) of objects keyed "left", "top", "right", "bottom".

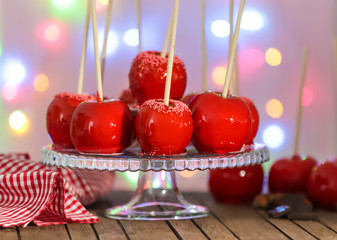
[
  {"left": 123, "top": 29, "right": 139, "bottom": 47},
  {"left": 241, "top": 10, "right": 264, "bottom": 31},
  {"left": 3, "top": 59, "right": 27, "bottom": 84},
  {"left": 262, "top": 125, "right": 285, "bottom": 149},
  {"left": 211, "top": 20, "right": 230, "bottom": 38}
]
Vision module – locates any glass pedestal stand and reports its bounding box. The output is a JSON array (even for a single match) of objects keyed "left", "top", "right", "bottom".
[{"left": 41, "top": 143, "right": 269, "bottom": 220}]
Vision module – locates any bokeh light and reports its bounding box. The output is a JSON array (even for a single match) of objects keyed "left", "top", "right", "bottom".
[
  {"left": 212, "top": 66, "right": 227, "bottom": 85},
  {"left": 44, "top": 24, "right": 61, "bottom": 42},
  {"left": 34, "top": 74, "right": 50, "bottom": 92},
  {"left": 89, "top": 29, "right": 119, "bottom": 56},
  {"left": 125, "top": 172, "right": 139, "bottom": 185},
  {"left": 123, "top": 29, "right": 139, "bottom": 47},
  {"left": 179, "top": 171, "right": 197, "bottom": 178},
  {"left": 2, "top": 83, "right": 18, "bottom": 102},
  {"left": 211, "top": 20, "right": 230, "bottom": 38},
  {"left": 9, "top": 110, "right": 29, "bottom": 134},
  {"left": 265, "top": 48, "right": 282, "bottom": 66},
  {"left": 96, "top": 0, "right": 108, "bottom": 12},
  {"left": 241, "top": 10, "right": 264, "bottom": 31},
  {"left": 3, "top": 59, "right": 27, "bottom": 84},
  {"left": 246, "top": 48, "right": 265, "bottom": 67},
  {"left": 263, "top": 125, "right": 285, "bottom": 149},
  {"left": 50, "top": 0, "right": 78, "bottom": 10},
  {"left": 266, "top": 98, "right": 284, "bottom": 118},
  {"left": 302, "top": 86, "right": 314, "bottom": 106},
  {"left": 98, "top": 0, "right": 109, "bottom": 5}
]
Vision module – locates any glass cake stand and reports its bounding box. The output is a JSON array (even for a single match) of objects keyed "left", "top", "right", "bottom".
[{"left": 41, "top": 143, "right": 269, "bottom": 220}]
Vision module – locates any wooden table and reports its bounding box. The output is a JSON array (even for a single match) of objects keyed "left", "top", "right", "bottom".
[{"left": 1, "top": 191, "right": 337, "bottom": 240}]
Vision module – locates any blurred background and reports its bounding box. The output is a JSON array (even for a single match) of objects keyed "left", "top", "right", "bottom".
[{"left": 0, "top": 0, "right": 336, "bottom": 191}]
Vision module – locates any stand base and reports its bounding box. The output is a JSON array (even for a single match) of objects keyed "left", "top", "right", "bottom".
[{"left": 105, "top": 171, "right": 209, "bottom": 220}]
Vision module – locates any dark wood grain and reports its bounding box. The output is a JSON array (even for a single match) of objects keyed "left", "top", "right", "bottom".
[
  {"left": 168, "top": 220, "right": 208, "bottom": 240},
  {"left": 317, "top": 210, "right": 337, "bottom": 233},
  {"left": 0, "top": 227, "right": 18, "bottom": 240},
  {"left": 20, "top": 225, "right": 69, "bottom": 240},
  {"left": 66, "top": 223, "right": 97, "bottom": 240}
]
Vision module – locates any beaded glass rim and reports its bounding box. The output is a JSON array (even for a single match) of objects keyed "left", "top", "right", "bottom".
[{"left": 41, "top": 143, "right": 269, "bottom": 172}]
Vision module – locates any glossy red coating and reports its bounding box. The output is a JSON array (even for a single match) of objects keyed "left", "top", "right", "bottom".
[
  {"left": 241, "top": 97, "right": 259, "bottom": 144},
  {"left": 268, "top": 154, "right": 317, "bottom": 193},
  {"left": 46, "top": 92, "right": 96, "bottom": 149},
  {"left": 307, "top": 160, "right": 337, "bottom": 209},
  {"left": 129, "top": 51, "right": 187, "bottom": 105},
  {"left": 70, "top": 100, "right": 134, "bottom": 154},
  {"left": 181, "top": 93, "right": 197, "bottom": 105},
  {"left": 190, "top": 91, "right": 252, "bottom": 153},
  {"left": 135, "top": 99, "right": 194, "bottom": 155},
  {"left": 209, "top": 165, "right": 264, "bottom": 204}
]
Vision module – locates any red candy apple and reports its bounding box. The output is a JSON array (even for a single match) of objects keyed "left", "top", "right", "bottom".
[
  {"left": 70, "top": 99, "right": 134, "bottom": 154},
  {"left": 46, "top": 92, "right": 96, "bottom": 149},
  {"left": 135, "top": 99, "right": 194, "bottom": 155},
  {"left": 307, "top": 159, "right": 337, "bottom": 210},
  {"left": 241, "top": 97, "right": 259, "bottom": 144},
  {"left": 190, "top": 91, "right": 252, "bottom": 153},
  {"left": 268, "top": 154, "right": 316, "bottom": 193},
  {"left": 209, "top": 165, "right": 264, "bottom": 204},
  {"left": 129, "top": 51, "right": 187, "bottom": 105}
]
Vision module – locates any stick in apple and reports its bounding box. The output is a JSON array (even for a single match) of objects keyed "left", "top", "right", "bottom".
[
  {"left": 101, "top": 0, "right": 113, "bottom": 82},
  {"left": 334, "top": 36, "right": 337, "bottom": 155},
  {"left": 294, "top": 47, "right": 309, "bottom": 155},
  {"left": 222, "top": 0, "right": 246, "bottom": 98},
  {"left": 161, "top": 7, "right": 174, "bottom": 58},
  {"left": 77, "top": 1, "right": 91, "bottom": 94},
  {"left": 163, "top": 0, "right": 180, "bottom": 106},
  {"left": 90, "top": 0, "right": 103, "bottom": 101},
  {"left": 137, "top": 0, "right": 142, "bottom": 53},
  {"left": 201, "top": 0, "right": 207, "bottom": 91}
]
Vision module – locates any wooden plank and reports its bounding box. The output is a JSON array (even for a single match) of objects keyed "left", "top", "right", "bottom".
[
  {"left": 20, "top": 225, "right": 69, "bottom": 240},
  {"left": 317, "top": 210, "right": 337, "bottom": 232},
  {"left": 66, "top": 223, "right": 97, "bottom": 240},
  {"left": 0, "top": 227, "right": 18, "bottom": 240},
  {"left": 120, "top": 221, "right": 177, "bottom": 240},
  {"left": 168, "top": 220, "right": 208, "bottom": 240},
  {"left": 257, "top": 210, "right": 316, "bottom": 240},
  {"left": 199, "top": 194, "right": 289, "bottom": 240},
  {"left": 92, "top": 217, "right": 128, "bottom": 240},
  {"left": 294, "top": 220, "right": 337, "bottom": 240},
  {"left": 193, "top": 215, "right": 238, "bottom": 240}
]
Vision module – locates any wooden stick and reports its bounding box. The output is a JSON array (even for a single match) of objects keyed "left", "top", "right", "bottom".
[
  {"left": 201, "top": 0, "right": 207, "bottom": 91},
  {"left": 77, "top": 1, "right": 91, "bottom": 94},
  {"left": 228, "top": 0, "right": 234, "bottom": 94},
  {"left": 90, "top": 0, "right": 103, "bottom": 100},
  {"left": 137, "top": 0, "right": 142, "bottom": 53},
  {"left": 294, "top": 47, "right": 309, "bottom": 155},
  {"left": 222, "top": 0, "right": 245, "bottom": 98},
  {"left": 100, "top": 0, "right": 113, "bottom": 82},
  {"left": 161, "top": 7, "right": 174, "bottom": 58},
  {"left": 334, "top": 37, "right": 337, "bottom": 155},
  {"left": 163, "top": 0, "right": 180, "bottom": 106}
]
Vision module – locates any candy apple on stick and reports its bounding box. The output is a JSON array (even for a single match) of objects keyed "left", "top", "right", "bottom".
[
  {"left": 135, "top": 0, "right": 193, "bottom": 156},
  {"left": 268, "top": 48, "right": 316, "bottom": 193},
  {"left": 70, "top": 0, "right": 133, "bottom": 154}
]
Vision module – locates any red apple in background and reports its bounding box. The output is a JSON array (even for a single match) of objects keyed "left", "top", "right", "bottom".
[
  {"left": 181, "top": 93, "right": 197, "bottom": 105},
  {"left": 46, "top": 92, "right": 96, "bottom": 149},
  {"left": 129, "top": 51, "right": 187, "bottom": 105},
  {"left": 190, "top": 91, "right": 251, "bottom": 153},
  {"left": 268, "top": 154, "right": 316, "bottom": 193},
  {"left": 135, "top": 99, "right": 194, "bottom": 155},
  {"left": 307, "top": 159, "right": 337, "bottom": 210},
  {"left": 209, "top": 165, "right": 264, "bottom": 204},
  {"left": 241, "top": 97, "right": 259, "bottom": 144},
  {"left": 119, "top": 88, "right": 136, "bottom": 106},
  {"left": 70, "top": 99, "right": 134, "bottom": 154}
]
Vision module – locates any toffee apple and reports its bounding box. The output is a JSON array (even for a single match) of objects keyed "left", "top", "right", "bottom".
[
  {"left": 129, "top": 51, "right": 187, "bottom": 105},
  {"left": 46, "top": 92, "right": 96, "bottom": 149},
  {"left": 135, "top": 99, "right": 194, "bottom": 155},
  {"left": 268, "top": 154, "right": 316, "bottom": 193},
  {"left": 307, "top": 159, "right": 337, "bottom": 210},
  {"left": 241, "top": 97, "right": 259, "bottom": 144},
  {"left": 209, "top": 165, "right": 264, "bottom": 204},
  {"left": 70, "top": 99, "right": 134, "bottom": 154},
  {"left": 190, "top": 91, "right": 252, "bottom": 153},
  {"left": 119, "top": 88, "right": 136, "bottom": 106},
  {"left": 181, "top": 93, "right": 197, "bottom": 105}
]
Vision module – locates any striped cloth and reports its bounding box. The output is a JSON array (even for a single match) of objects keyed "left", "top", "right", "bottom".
[{"left": 0, "top": 153, "right": 115, "bottom": 227}]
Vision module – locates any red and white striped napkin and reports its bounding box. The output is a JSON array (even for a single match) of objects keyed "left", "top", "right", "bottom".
[{"left": 0, "top": 153, "right": 115, "bottom": 228}]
